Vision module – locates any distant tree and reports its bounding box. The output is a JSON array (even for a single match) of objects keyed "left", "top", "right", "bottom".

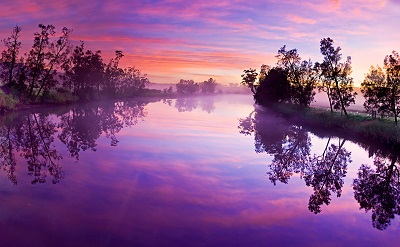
[
  {"left": 318, "top": 37, "right": 356, "bottom": 115},
  {"left": 200, "top": 78, "right": 217, "bottom": 94},
  {"left": 276, "top": 46, "right": 317, "bottom": 107},
  {"left": 254, "top": 67, "right": 290, "bottom": 106},
  {"left": 1, "top": 25, "right": 22, "bottom": 87},
  {"left": 163, "top": 86, "right": 174, "bottom": 94},
  {"left": 176, "top": 79, "right": 199, "bottom": 94}
]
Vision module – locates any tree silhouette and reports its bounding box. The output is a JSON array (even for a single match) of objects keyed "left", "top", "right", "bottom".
[
  {"left": 353, "top": 155, "right": 400, "bottom": 230},
  {"left": 176, "top": 79, "right": 199, "bottom": 94},
  {"left": 361, "top": 66, "right": 390, "bottom": 118},
  {"left": 276, "top": 46, "right": 318, "bottom": 107},
  {"left": 62, "top": 42, "right": 105, "bottom": 99},
  {"left": 240, "top": 68, "right": 259, "bottom": 95},
  {"left": 0, "top": 25, "right": 23, "bottom": 89},
  {"left": 254, "top": 67, "right": 290, "bottom": 106},
  {"left": 25, "top": 24, "right": 72, "bottom": 101},
  {"left": 200, "top": 78, "right": 217, "bottom": 94},
  {"left": 317, "top": 37, "right": 356, "bottom": 115}
]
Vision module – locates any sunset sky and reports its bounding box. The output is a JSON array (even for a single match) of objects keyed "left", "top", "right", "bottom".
[{"left": 1, "top": 0, "right": 400, "bottom": 85}]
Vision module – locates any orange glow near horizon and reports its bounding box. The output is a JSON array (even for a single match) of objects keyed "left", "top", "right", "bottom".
[{"left": 1, "top": 0, "right": 400, "bottom": 85}]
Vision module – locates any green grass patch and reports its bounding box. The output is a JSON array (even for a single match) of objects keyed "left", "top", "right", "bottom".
[{"left": 269, "top": 103, "right": 400, "bottom": 148}]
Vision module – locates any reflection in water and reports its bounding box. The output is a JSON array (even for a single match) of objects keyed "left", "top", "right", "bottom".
[
  {"left": 0, "top": 100, "right": 148, "bottom": 185},
  {"left": 353, "top": 154, "right": 400, "bottom": 230},
  {"left": 238, "top": 107, "right": 400, "bottom": 230},
  {"left": 238, "top": 108, "right": 351, "bottom": 213},
  {"left": 169, "top": 96, "right": 215, "bottom": 113}
]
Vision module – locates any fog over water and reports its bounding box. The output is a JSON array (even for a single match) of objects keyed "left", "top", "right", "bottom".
[{"left": 0, "top": 94, "right": 399, "bottom": 247}]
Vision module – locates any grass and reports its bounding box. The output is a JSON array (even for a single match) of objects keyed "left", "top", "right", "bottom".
[
  {"left": 0, "top": 89, "right": 19, "bottom": 113},
  {"left": 270, "top": 103, "right": 400, "bottom": 149}
]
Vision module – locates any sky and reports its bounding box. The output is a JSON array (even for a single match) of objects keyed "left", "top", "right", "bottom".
[{"left": 1, "top": 0, "right": 400, "bottom": 86}]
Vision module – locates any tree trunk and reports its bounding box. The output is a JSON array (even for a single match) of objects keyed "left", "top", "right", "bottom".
[{"left": 334, "top": 78, "right": 348, "bottom": 116}]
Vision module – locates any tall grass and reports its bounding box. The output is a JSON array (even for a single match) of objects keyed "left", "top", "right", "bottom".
[{"left": 271, "top": 103, "right": 400, "bottom": 147}]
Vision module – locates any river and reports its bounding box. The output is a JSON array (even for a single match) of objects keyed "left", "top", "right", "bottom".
[{"left": 0, "top": 94, "right": 399, "bottom": 247}]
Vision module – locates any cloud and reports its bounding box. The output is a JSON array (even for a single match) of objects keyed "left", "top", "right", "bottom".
[{"left": 287, "top": 15, "right": 317, "bottom": 24}]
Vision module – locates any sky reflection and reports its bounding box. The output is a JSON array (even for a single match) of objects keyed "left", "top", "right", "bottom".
[{"left": 0, "top": 95, "right": 400, "bottom": 246}]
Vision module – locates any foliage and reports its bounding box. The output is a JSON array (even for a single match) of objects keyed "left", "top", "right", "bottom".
[
  {"left": 353, "top": 155, "right": 400, "bottom": 230},
  {"left": 200, "top": 78, "right": 217, "bottom": 94},
  {"left": 176, "top": 79, "right": 199, "bottom": 94},
  {"left": 62, "top": 42, "right": 105, "bottom": 99},
  {"left": 361, "top": 52, "right": 400, "bottom": 125},
  {"left": 0, "top": 25, "right": 22, "bottom": 87},
  {"left": 317, "top": 37, "right": 356, "bottom": 115},
  {"left": 254, "top": 67, "right": 290, "bottom": 106},
  {"left": 276, "top": 46, "right": 317, "bottom": 107},
  {"left": 0, "top": 24, "right": 150, "bottom": 107},
  {"left": 240, "top": 68, "right": 259, "bottom": 95}
]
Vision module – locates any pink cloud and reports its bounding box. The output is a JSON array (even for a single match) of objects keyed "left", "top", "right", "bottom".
[{"left": 287, "top": 14, "right": 317, "bottom": 24}]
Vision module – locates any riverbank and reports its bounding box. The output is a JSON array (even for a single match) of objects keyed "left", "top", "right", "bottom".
[{"left": 264, "top": 103, "right": 400, "bottom": 150}]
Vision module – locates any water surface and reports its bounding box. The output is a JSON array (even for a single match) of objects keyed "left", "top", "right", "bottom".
[{"left": 0, "top": 95, "right": 399, "bottom": 247}]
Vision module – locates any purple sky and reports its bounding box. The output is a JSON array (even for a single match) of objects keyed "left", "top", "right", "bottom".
[{"left": 1, "top": 0, "right": 400, "bottom": 85}]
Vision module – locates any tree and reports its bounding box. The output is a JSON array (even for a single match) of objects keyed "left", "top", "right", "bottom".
[
  {"left": 200, "top": 78, "right": 217, "bottom": 94},
  {"left": 62, "top": 42, "right": 105, "bottom": 99},
  {"left": 318, "top": 38, "right": 356, "bottom": 115},
  {"left": 35, "top": 26, "right": 72, "bottom": 100},
  {"left": 254, "top": 67, "right": 290, "bottom": 106},
  {"left": 104, "top": 50, "right": 124, "bottom": 97},
  {"left": 25, "top": 24, "right": 72, "bottom": 101},
  {"left": 25, "top": 24, "right": 55, "bottom": 99},
  {"left": 384, "top": 51, "right": 400, "bottom": 124},
  {"left": 362, "top": 52, "right": 400, "bottom": 124},
  {"left": 240, "top": 68, "right": 258, "bottom": 95},
  {"left": 1, "top": 25, "right": 22, "bottom": 87},
  {"left": 361, "top": 66, "right": 391, "bottom": 117},
  {"left": 276, "top": 46, "right": 317, "bottom": 107},
  {"left": 118, "top": 66, "right": 149, "bottom": 96},
  {"left": 176, "top": 79, "right": 199, "bottom": 94}
]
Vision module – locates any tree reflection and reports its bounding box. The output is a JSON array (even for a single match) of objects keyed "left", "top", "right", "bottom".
[
  {"left": 353, "top": 154, "right": 400, "bottom": 230},
  {"left": 305, "top": 138, "right": 350, "bottom": 213},
  {"left": 238, "top": 109, "right": 351, "bottom": 213},
  {"left": 0, "top": 100, "right": 148, "bottom": 184},
  {"left": 174, "top": 97, "right": 215, "bottom": 113}
]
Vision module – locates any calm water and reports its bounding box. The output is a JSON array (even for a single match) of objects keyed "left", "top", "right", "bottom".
[{"left": 0, "top": 95, "right": 399, "bottom": 247}]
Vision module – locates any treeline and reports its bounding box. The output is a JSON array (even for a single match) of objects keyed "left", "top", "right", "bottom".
[
  {"left": 175, "top": 78, "right": 219, "bottom": 94},
  {"left": 242, "top": 37, "right": 356, "bottom": 116},
  {"left": 0, "top": 24, "right": 149, "bottom": 107},
  {"left": 242, "top": 37, "right": 400, "bottom": 125}
]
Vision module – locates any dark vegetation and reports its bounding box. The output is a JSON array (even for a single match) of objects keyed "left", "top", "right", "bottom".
[
  {"left": 0, "top": 24, "right": 152, "bottom": 112},
  {"left": 0, "top": 98, "right": 153, "bottom": 185},
  {"left": 241, "top": 37, "right": 400, "bottom": 145},
  {"left": 238, "top": 106, "right": 400, "bottom": 230}
]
